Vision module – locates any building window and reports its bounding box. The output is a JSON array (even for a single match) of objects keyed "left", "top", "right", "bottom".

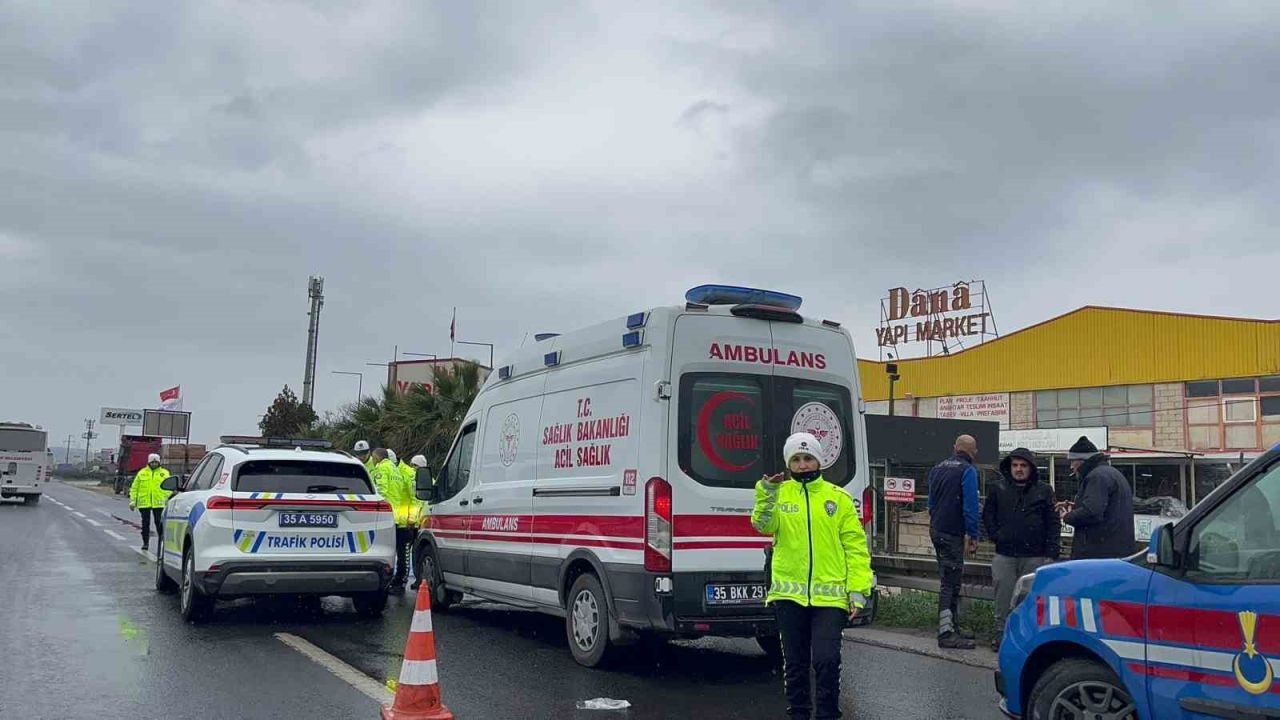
[
  {"left": 1262, "top": 396, "right": 1280, "bottom": 422},
  {"left": 1035, "top": 385, "right": 1153, "bottom": 429},
  {"left": 1221, "top": 378, "right": 1258, "bottom": 395},
  {"left": 1185, "top": 381, "right": 1220, "bottom": 398},
  {"left": 1260, "top": 376, "right": 1280, "bottom": 393},
  {"left": 1223, "top": 397, "right": 1257, "bottom": 423}
]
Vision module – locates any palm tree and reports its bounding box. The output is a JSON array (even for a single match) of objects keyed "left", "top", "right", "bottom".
[{"left": 321, "top": 361, "right": 485, "bottom": 468}]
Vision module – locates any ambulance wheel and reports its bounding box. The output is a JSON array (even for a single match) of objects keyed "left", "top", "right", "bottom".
[
  {"left": 353, "top": 591, "right": 388, "bottom": 618},
  {"left": 566, "top": 573, "right": 613, "bottom": 668},
  {"left": 418, "top": 550, "right": 459, "bottom": 611},
  {"left": 155, "top": 548, "right": 177, "bottom": 594},
  {"left": 1028, "top": 658, "right": 1137, "bottom": 720},
  {"left": 23, "top": 494, "right": 39, "bottom": 505},
  {"left": 179, "top": 548, "right": 213, "bottom": 623},
  {"left": 755, "top": 633, "right": 783, "bottom": 665}
]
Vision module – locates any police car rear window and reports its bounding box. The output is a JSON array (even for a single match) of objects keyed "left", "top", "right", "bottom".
[{"left": 233, "top": 460, "right": 372, "bottom": 494}]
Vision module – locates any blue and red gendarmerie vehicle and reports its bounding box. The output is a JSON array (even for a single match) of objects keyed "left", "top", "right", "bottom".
[{"left": 997, "top": 444, "right": 1280, "bottom": 719}]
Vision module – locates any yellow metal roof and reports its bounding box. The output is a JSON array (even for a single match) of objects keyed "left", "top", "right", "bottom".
[{"left": 858, "top": 306, "right": 1280, "bottom": 401}]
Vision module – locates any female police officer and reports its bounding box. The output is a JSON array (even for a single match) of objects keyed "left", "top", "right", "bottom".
[{"left": 753, "top": 432, "right": 873, "bottom": 720}]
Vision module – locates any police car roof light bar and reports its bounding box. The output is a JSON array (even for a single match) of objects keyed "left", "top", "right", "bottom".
[{"left": 684, "top": 285, "right": 803, "bottom": 311}]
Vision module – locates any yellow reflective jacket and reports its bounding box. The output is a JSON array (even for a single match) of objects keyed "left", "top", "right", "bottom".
[
  {"left": 372, "top": 459, "right": 412, "bottom": 527},
  {"left": 131, "top": 466, "right": 172, "bottom": 509},
  {"left": 398, "top": 460, "right": 425, "bottom": 527},
  {"left": 752, "top": 476, "right": 873, "bottom": 611}
]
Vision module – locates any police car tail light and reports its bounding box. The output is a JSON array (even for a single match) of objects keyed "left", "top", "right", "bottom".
[
  {"left": 205, "top": 496, "right": 234, "bottom": 510},
  {"left": 645, "top": 477, "right": 673, "bottom": 573},
  {"left": 374, "top": 499, "right": 393, "bottom": 513}
]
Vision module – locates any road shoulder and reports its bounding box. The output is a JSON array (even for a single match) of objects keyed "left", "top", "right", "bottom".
[{"left": 843, "top": 626, "right": 998, "bottom": 671}]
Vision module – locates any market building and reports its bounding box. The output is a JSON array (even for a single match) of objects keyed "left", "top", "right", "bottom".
[{"left": 857, "top": 304, "right": 1280, "bottom": 554}]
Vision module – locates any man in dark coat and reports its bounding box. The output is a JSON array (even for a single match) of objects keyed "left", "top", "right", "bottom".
[
  {"left": 1062, "top": 436, "right": 1135, "bottom": 560},
  {"left": 983, "top": 447, "right": 1060, "bottom": 650}
]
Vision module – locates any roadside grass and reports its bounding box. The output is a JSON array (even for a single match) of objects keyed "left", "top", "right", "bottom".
[{"left": 874, "top": 588, "right": 999, "bottom": 643}]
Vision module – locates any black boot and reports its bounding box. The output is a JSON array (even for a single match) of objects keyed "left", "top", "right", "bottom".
[{"left": 938, "top": 631, "right": 976, "bottom": 649}]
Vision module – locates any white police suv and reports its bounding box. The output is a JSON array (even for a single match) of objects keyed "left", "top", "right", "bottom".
[{"left": 154, "top": 436, "right": 397, "bottom": 621}]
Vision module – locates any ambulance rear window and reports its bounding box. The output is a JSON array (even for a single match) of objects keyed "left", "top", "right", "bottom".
[
  {"left": 234, "top": 460, "right": 372, "bottom": 494},
  {"left": 679, "top": 373, "right": 856, "bottom": 489},
  {"left": 679, "top": 374, "right": 768, "bottom": 489}
]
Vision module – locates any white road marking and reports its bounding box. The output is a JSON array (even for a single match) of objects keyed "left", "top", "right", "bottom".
[
  {"left": 73, "top": 511, "right": 88, "bottom": 518},
  {"left": 85, "top": 519, "right": 103, "bottom": 527},
  {"left": 97, "top": 509, "right": 114, "bottom": 517},
  {"left": 104, "top": 530, "right": 126, "bottom": 541},
  {"left": 274, "top": 633, "right": 394, "bottom": 705}
]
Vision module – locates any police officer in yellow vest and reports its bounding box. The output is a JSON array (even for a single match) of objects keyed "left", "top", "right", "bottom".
[
  {"left": 378, "top": 449, "right": 415, "bottom": 595},
  {"left": 407, "top": 454, "right": 431, "bottom": 590},
  {"left": 130, "top": 453, "right": 172, "bottom": 552},
  {"left": 753, "top": 432, "right": 873, "bottom": 720},
  {"left": 352, "top": 440, "right": 373, "bottom": 471}
]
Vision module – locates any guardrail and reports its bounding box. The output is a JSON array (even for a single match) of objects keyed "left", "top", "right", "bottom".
[{"left": 872, "top": 553, "right": 995, "bottom": 601}]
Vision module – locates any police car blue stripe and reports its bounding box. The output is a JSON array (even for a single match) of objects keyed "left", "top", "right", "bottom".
[
  {"left": 234, "top": 529, "right": 243, "bottom": 543},
  {"left": 251, "top": 492, "right": 260, "bottom": 500},
  {"left": 346, "top": 532, "right": 357, "bottom": 554},
  {"left": 251, "top": 531, "right": 267, "bottom": 553}
]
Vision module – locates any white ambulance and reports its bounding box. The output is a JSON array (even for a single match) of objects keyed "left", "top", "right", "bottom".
[{"left": 412, "top": 285, "right": 874, "bottom": 666}]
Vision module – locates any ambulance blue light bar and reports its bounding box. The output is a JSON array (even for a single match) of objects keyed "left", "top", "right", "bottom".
[
  {"left": 622, "top": 331, "right": 643, "bottom": 348},
  {"left": 498, "top": 365, "right": 512, "bottom": 380},
  {"left": 684, "top": 285, "right": 802, "bottom": 311},
  {"left": 626, "top": 312, "right": 648, "bottom": 329},
  {"left": 544, "top": 351, "right": 561, "bottom": 367}
]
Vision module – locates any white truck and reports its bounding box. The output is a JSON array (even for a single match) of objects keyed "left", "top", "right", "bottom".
[{"left": 0, "top": 422, "right": 50, "bottom": 505}]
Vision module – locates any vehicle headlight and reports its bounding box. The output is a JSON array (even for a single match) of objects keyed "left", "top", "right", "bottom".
[{"left": 1011, "top": 572, "right": 1037, "bottom": 610}]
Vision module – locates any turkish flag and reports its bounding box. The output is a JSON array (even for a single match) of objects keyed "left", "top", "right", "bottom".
[{"left": 159, "top": 385, "right": 182, "bottom": 410}]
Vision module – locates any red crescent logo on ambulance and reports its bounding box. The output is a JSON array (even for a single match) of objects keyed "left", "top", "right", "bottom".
[{"left": 696, "top": 391, "right": 758, "bottom": 473}]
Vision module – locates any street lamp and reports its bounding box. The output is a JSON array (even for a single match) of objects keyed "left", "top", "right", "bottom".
[
  {"left": 886, "top": 363, "right": 901, "bottom": 416},
  {"left": 456, "top": 340, "right": 494, "bottom": 369},
  {"left": 331, "top": 370, "right": 364, "bottom": 404}
]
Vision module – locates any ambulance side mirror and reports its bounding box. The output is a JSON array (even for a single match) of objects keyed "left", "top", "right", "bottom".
[
  {"left": 415, "top": 468, "right": 437, "bottom": 502},
  {"left": 1147, "top": 524, "right": 1176, "bottom": 568}
]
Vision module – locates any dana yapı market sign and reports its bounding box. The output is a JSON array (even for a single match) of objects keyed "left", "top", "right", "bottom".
[{"left": 875, "top": 282, "right": 992, "bottom": 349}]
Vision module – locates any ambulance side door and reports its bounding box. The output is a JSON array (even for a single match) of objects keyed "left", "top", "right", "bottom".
[{"left": 433, "top": 422, "right": 480, "bottom": 591}]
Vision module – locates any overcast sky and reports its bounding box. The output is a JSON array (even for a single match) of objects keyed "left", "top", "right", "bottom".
[{"left": 5, "top": 1, "right": 1279, "bottom": 451}]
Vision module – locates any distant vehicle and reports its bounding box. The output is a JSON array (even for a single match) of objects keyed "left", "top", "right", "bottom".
[
  {"left": 997, "top": 443, "right": 1280, "bottom": 719},
  {"left": 114, "top": 435, "right": 163, "bottom": 494},
  {"left": 412, "top": 284, "right": 877, "bottom": 668},
  {"left": 0, "top": 422, "right": 49, "bottom": 505},
  {"left": 154, "top": 436, "right": 397, "bottom": 622}
]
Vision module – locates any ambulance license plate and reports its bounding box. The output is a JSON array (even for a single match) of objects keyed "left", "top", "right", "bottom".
[
  {"left": 705, "top": 583, "right": 766, "bottom": 606},
  {"left": 278, "top": 512, "right": 338, "bottom": 528}
]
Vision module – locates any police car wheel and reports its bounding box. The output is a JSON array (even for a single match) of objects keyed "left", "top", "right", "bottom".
[
  {"left": 179, "top": 548, "right": 213, "bottom": 623},
  {"left": 155, "top": 547, "right": 177, "bottom": 594},
  {"left": 566, "top": 573, "right": 612, "bottom": 668},
  {"left": 1029, "top": 658, "right": 1136, "bottom": 720}
]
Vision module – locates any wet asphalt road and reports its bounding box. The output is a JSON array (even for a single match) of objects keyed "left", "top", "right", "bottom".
[{"left": 1, "top": 480, "right": 1002, "bottom": 719}]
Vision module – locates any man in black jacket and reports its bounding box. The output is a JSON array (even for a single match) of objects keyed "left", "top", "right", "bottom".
[
  {"left": 983, "top": 447, "right": 1060, "bottom": 650},
  {"left": 1062, "top": 436, "right": 1135, "bottom": 560}
]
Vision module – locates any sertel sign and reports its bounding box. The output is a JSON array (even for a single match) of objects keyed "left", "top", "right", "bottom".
[{"left": 100, "top": 407, "right": 144, "bottom": 426}]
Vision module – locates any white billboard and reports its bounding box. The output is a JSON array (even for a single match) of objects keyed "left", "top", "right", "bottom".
[
  {"left": 936, "top": 393, "right": 1010, "bottom": 428},
  {"left": 100, "top": 407, "right": 144, "bottom": 427},
  {"left": 999, "top": 426, "right": 1109, "bottom": 454}
]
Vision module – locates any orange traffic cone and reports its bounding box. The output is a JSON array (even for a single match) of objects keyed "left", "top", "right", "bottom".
[{"left": 381, "top": 588, "right": 455, "bottom": 720}]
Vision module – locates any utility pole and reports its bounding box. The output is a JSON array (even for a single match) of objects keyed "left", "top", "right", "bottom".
[
  {"left": 81, "top": 418, "right": 98, "bottom": 468},
  {"left": 65, "top": 434, "right": 74, "bottom": 465},
  {"left": 302, "top": 276, "right": 325, "bottom": 408}
]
